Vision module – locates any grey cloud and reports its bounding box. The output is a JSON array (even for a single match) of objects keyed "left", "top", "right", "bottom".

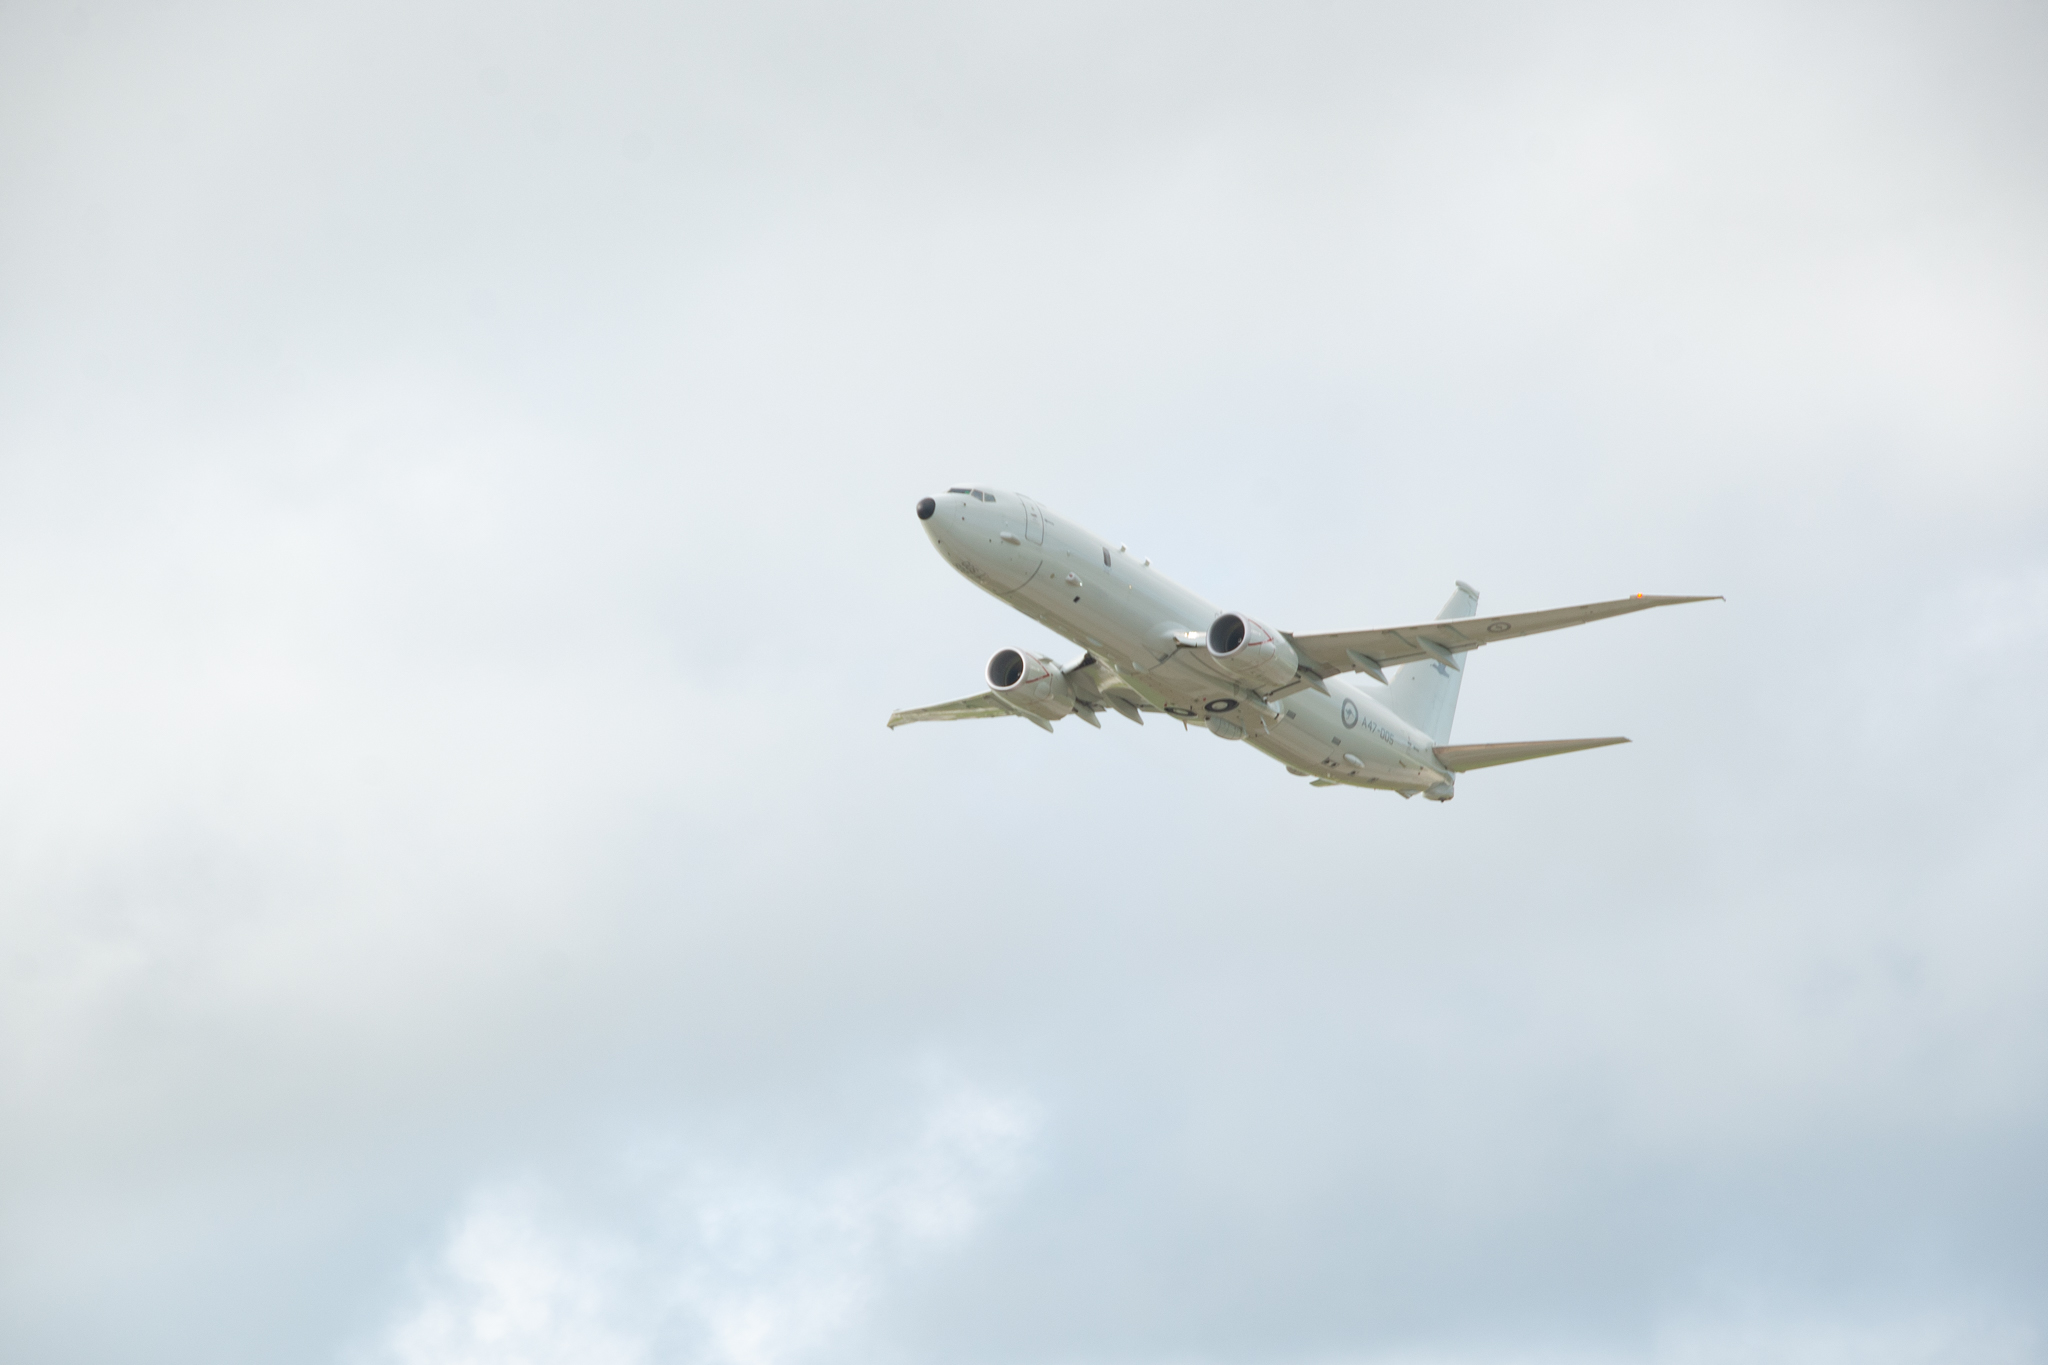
[{"left": 0, "top": 2, "right": 2045, "bottom": 1363}]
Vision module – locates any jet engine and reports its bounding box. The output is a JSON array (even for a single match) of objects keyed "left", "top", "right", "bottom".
[
  {"left": 1205, "top": 612, "right": 1299, "bottom": 692},
  {"left": 986, "top": 648, "right": 1076, "bottom": 722}
]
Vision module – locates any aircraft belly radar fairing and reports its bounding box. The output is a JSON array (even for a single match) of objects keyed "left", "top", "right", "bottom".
[{"left": 890, "top": 488, "right": 1719, "bottom": 801}]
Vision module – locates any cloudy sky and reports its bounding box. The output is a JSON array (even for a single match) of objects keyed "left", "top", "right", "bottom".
[{"left": 2, "top": 2, "right": 2045, "bottom": 1362}]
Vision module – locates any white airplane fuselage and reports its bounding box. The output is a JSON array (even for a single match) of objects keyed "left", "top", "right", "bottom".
[{"left": 920, "top": 487, "right": 1452, "bottom": 794}]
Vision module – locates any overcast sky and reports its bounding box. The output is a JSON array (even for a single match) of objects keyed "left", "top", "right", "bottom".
[{"left": 2, "top": 2, "right": 2046, "bottom": 1362}]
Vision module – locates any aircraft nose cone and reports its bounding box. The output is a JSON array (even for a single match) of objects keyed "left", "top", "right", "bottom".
[{"left": 916, "top": 497, "right": 936, "bottom": 520}]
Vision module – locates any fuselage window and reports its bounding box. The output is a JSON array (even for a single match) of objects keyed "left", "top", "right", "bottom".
[{"left": 1102, "top": 547, "right": 1111, "bottom": 566}]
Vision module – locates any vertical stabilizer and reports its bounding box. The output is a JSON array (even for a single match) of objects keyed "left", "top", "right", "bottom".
[{"left": 1382, "top": 581, "right": 1478, "bottom": 744}]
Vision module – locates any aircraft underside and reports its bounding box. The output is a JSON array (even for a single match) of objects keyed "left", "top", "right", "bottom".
[{"left": 890, "top": 487, "right": 1714, "bottom": 802}]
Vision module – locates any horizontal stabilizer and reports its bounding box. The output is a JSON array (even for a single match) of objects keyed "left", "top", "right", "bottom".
[{"left": 1433, "top": 737, "right": 1629, "bottom": 771}]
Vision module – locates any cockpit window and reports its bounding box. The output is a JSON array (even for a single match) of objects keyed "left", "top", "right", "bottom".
[
  {"left": 1102, "top": 547, "right": 1111, "bottom": 566},
  {"left": 948, "top": 487, "right": 971, "bottom": 494}
]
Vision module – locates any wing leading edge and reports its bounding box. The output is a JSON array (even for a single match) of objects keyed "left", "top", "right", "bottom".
[
  {"left": 886, "top": 693, "right": 1013, "bottom": 728},
  {"left": 1287, "top": 594, "right": 1720, "bottom": 682}
]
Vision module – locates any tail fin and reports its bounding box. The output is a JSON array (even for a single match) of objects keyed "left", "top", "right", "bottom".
[{"left": 1382, "top": 581, "right": 1478, "bottom": 744}]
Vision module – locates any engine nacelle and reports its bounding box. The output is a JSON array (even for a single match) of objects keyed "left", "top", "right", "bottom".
[
  {"left": 1205, "top": 612, "right": 1299, "bottom": 691},
  {"left": 986, "top": 648, "right": 1075, "bottom": 722}
]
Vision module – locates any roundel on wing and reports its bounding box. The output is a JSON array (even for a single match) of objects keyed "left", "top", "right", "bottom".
[
  {"left": 1340, "top": 698, "right": 1359, "bottom": 728},
  {"left": 1204, "top": 698, "right": 1239, "bottom": 714},
  {"left": 1487, "top": 620, "right": 1511, "bottom": 633}
]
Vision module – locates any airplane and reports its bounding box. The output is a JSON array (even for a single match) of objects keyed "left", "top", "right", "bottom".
[{"left": 889, "top": 487, "right": 1718, "bottom": 801}]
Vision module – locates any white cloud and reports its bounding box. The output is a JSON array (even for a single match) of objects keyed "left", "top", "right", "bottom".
[
  {"left": 365, "top": 1089, "right": 1035, "bottom": 1365},
  {"left": 382, "top": 1193, "right": 646, "bottom": 1365}
]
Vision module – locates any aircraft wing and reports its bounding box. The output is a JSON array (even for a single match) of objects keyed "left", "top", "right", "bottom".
[
  {"left": 887, "top": 654, "right": 1122, "bottom": 731},
  {"left": 1287, "top": 594, "right": 1720, "bottom": 681},
  {"left": 1434, "top": 737, "right": 1629, "bottom": 771},
  {"left": 886, "top": 692, "right": 1014, "bottom": 728}
]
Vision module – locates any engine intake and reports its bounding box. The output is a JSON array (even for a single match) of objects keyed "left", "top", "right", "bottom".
[
  {"left": 1205, "top": 612, "right": 1299, "bottom": 691},
  {"left": 986, "top": 648, "right": 1075, "bottom": 722}
]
